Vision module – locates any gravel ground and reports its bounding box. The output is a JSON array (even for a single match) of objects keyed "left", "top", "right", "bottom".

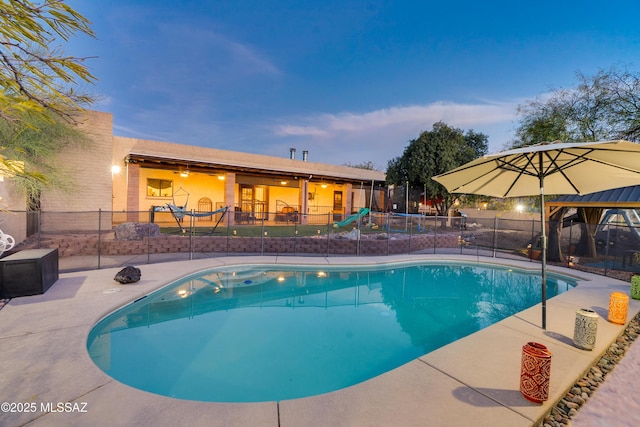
[{"left": 539, "top": 312, "right": 640, "bottom": 427}]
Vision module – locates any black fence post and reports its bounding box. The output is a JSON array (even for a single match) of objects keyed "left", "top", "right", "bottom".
[
  {"left": 568, "top": 219, "right": 574, "bottom": 266},
  {"left": 326, "top": 213, "right": 330, "bottom": 257},
  {"left": 604, "top": 225, "right": 612, "bottom": 276},
  {"left": 261, "top": 217, "right": 265, "bottom": 255},
  {"left": 408, "top": 216, "right": 412, "bottom": 254},
  {"left": 226, "top": 208, "right": 230, "bottom": 256},
  {"left": 530, "top": 217, "right": 536, "bottom": 262},
  {"left": 356, "top": 215, "right": 361, "bottom": 257},
  {"left": 98, "top": 209, "right": 102, "bottom": 269},
  {"left": 386, "top": 213, "right": 390, "bottom": 256},
  {"left": 37, "top": 210, "right": 42, "bottom": 248},
  {"left": 493, "top": 216, "right": 498, "bottom": 258},
  {"left": 433, "top": 215, "right": 438, "bottom": 254},
  {"left": 147, "top": 209, "right": 152, "bottom": 264},
  {"left": 189, "top": 209, "right": 194, "bottom": 260}
]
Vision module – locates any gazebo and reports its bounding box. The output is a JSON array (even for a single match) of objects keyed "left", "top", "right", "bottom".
[{"left": 547, "top": 185, "right": 640, "bottom": 260}]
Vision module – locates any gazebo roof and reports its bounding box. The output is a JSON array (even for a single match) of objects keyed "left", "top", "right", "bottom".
[{"left": 549, "top": 185, "right": 640, "bottom": 208}]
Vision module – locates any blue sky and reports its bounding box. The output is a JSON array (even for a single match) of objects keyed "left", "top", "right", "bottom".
[{"left": 66, "top": 0, "right": 640, "bottom": 169}]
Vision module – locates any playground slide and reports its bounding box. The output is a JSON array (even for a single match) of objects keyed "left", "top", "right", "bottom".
[{"left": 333, "top": 208, "right": 370, "bottom": 228}]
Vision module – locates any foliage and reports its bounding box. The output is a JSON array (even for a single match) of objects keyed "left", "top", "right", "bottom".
[
  {"left": 0, "top": 1, "right": 96, "bottom": 202},
  {"left": 386, "top": 122, "right": 488, "bottom": 215},
  {"left": 343, "top": 160, "right": 381, "bottom": 171},
  {"left": 0, "top": 112, "right": 90, "bottom": 201},
  {"left": 512, "top": 65, "right": 640, "bottom": 147},
  {"left": 0, "top": 0, "right": 96, "bottom": 123}
]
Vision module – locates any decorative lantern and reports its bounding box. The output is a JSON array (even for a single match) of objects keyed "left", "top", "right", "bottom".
[
  {"left": 520, "top": 342, "right": 552, "bottom": 403},
  {"left": 631, "top": 276, "right": 640, "bottom": 300},
  {"left": 573, "top": 308, "right": 598, "bottom": 350},
  {"left": 608, "top": 292, "right": 629, "bottom": 325}
]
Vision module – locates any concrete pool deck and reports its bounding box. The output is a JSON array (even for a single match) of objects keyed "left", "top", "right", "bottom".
[{"left": 0, "top": 255, "right": 638, "bottom": 427}]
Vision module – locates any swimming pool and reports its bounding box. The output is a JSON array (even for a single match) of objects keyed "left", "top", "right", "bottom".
[{"left": 87, "top": 261, "right": 576, "bottom": 402}]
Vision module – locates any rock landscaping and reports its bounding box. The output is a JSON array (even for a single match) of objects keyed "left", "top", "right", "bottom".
[{"left": 539, "top": 312, "right": 640, "bottom": 426}]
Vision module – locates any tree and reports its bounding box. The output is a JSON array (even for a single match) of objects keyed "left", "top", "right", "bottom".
[
  {"left": 511, "top": 65, "right": 640, "bottom": 260},
  {"left": 386, "top": 122, "right": 488, "bottom": 215},
  {"left": 343, "top": 160, "right": 380, "bottom": 171},
  {"left": 0, "top": 0, "right": 96, "bottom": 123},
  {"left": 512, "top": 65, "right": 640, "bottom": 148},
  {"left": 1, "top": 1, "right": 96, "bottom": 202},
  {"left": 0, "top": 113, "right": 90, "bottom": 202}
]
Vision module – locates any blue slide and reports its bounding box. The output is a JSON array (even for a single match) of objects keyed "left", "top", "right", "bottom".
[{"left": 333, "top": 208, "right": 370, "bottom": 228}]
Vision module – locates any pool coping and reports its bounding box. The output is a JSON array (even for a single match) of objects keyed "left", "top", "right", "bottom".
[{"left": 0, "top": 254, "right": 637, "bottom": 427}]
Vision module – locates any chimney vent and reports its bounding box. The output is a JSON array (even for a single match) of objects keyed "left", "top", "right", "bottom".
[
  {"left": 302, "top": 150, "right": 308, "bottom": 161},
  {"left": 289, "top": 148, "right": 296, "bottom": 160}
]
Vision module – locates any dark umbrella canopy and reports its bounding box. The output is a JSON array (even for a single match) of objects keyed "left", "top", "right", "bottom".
[{"left": 433, "top": 140, "right": 640, "bottom": 329}]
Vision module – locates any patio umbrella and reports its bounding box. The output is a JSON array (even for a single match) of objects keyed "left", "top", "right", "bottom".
[{"left": 432, "top": 139, "right": 640, "bottom": 329}]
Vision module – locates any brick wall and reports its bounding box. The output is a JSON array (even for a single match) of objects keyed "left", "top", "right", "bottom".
[
  {"left": 21, "top": 233, "right": 459, "bottom": 257},
  {"left": 40, "top": 110, "right": 114, "bottom": 231}
]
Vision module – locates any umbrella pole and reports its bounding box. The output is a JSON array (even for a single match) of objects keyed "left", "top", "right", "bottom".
[{"left": 539, "top": 154, "right": 547, "bottom": 330}]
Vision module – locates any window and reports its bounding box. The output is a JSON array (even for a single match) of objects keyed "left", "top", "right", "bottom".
[{"left": 147, "top": 179, "right": 173, "bottom": 197}]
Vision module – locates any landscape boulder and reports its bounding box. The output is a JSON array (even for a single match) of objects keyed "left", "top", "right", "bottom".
[
  {"left": 114, "top": 266, "right": 142, "bottom": 284},
  {"left": 114, "top": 222, "right": 160, "bottom": 240}
]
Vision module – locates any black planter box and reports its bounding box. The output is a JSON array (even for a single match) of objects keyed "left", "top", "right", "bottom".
[{"left": 0, "top": 248, "right": 59, "bottom": 298}]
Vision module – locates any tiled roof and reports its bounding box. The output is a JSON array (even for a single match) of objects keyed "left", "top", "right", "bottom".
[{"left": 120, "top": 136, "right": 386, "bottom": 183}]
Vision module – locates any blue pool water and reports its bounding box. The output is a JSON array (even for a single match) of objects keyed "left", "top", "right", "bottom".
[{"left": 87, "top": 262, "right": 576, "bottom": 402}]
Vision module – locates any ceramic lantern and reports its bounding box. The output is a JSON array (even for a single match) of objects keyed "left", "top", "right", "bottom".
[
  {"left": 631, "top": 275, "right": 640, "bottom": 300},
  {"left": 573, "top": 308, "right": 598, "bottom": 350},
  {"left": 608, "top": 292, "right": 629, "bottom": 325},
  {"left": 520, "top": 342, "right": 552, "bottom": 403}
]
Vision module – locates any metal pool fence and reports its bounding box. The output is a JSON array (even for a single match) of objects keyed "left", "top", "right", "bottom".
[{"left": 4, "top": 209, "right": 640, "bottom": 277}]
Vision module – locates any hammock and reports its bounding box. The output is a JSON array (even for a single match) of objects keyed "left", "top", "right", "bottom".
[
  {"left": 173, "top": 187, "right": 190, "bottom": 211},
  {"left": 166, "top": 204, "right": 229, "bottom": 234},
  {"left": 166, "top": 203, "right": 228, "bottom": 219}
]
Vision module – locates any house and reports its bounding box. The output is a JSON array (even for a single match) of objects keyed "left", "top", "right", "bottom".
[{"left": 1, "top": 110, "right": 386, "bottom": 242}]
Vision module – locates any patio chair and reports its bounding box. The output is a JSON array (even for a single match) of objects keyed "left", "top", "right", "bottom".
[
  {"left": 0, "top": 230, "right": 15, "bottom": 256},
  {"left": 275, "top": 206, "right": 298, "bottom": 223}
]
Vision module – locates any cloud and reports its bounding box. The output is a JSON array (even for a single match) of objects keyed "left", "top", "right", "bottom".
[
  {"left": 222, "top": 37, "right": 280, "bottom": 76},
  {"left": 275, "top": 125, "right": 329, "bottom": 137},
  {"left": 267, "top": 100, "right": 520, "bottom": 167},
  {"left": 155, "top": 23, "right": 281, "bottom": 79},
  {"left": 273, "top": 101, "right": 517, "bottom": 138}
]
